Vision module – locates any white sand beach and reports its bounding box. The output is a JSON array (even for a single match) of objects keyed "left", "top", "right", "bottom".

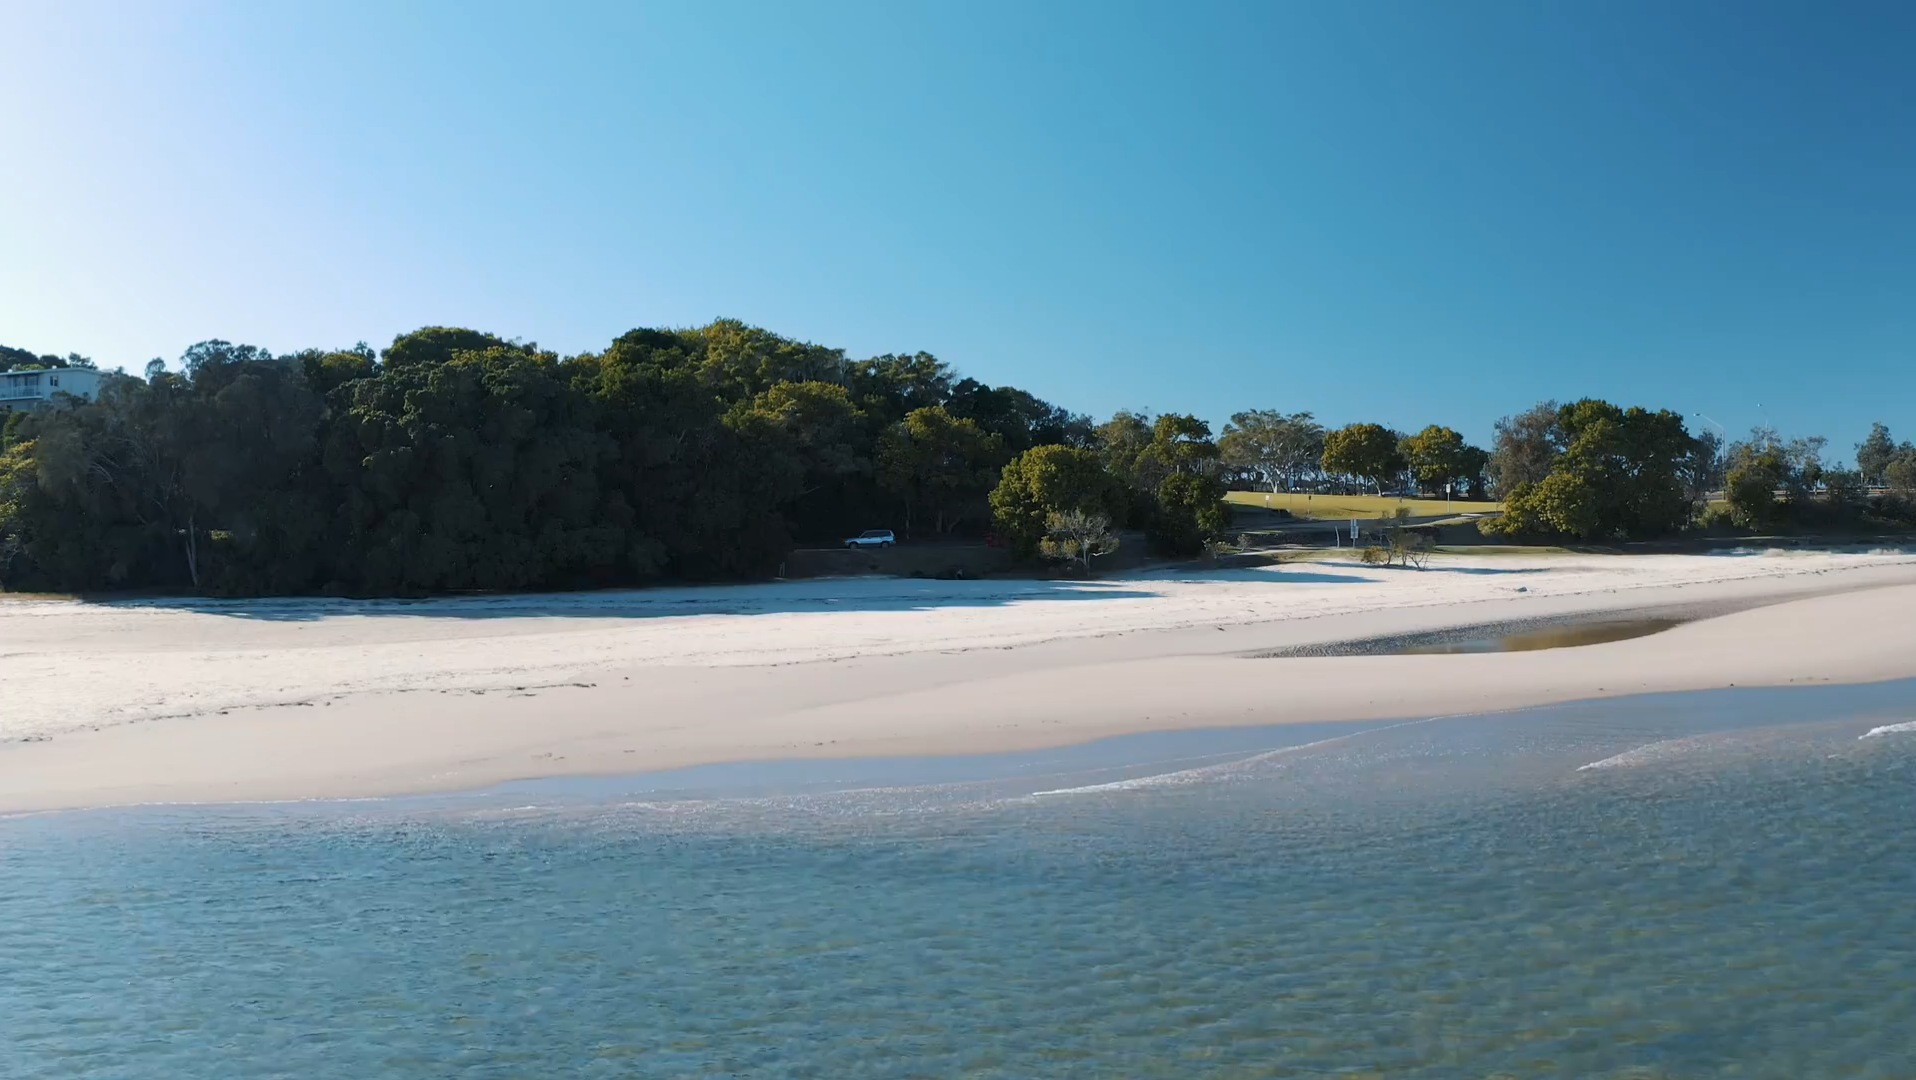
[{"left": 3, "top": 548, "right": 1915, "bottom": 812}]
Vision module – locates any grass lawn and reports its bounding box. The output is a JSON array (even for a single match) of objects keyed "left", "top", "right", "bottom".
[
  {"left": 1225, "top": 490, "right": 1502, "bottom": 520},
  {"left": 1430, "top": 544, "right": 1580, "bottom": 556}
]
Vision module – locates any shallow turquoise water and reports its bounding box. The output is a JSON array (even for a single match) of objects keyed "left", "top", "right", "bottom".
[{"left": 4, "top": 682, "right": 1914, "bottom": 1078}]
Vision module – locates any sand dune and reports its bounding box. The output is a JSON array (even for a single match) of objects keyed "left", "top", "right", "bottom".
[{"left": 3, "top": 548, "right": 1914, "bottom": 811}]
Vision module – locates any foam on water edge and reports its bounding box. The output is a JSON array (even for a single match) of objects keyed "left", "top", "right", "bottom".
[
  {"left": 1577, "top": 734, "right": 1715, "bottom": 771},
  {"left": 1860, "top": 719, "right": 1916, "bottom": 739}
]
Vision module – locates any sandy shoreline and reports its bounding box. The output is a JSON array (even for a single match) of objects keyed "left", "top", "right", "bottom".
[{"left": 4, "top": 549, "right": 1915, "bottom": 813}]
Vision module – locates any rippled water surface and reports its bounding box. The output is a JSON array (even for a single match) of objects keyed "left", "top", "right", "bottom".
[{"left": 5, "top": 681, "right": 1915, "bottom": 1078}]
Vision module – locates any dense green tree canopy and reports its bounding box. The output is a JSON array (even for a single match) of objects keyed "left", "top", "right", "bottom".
[
  {"left": 1486, "top": 401, "right": 1560, "bottom": 497},
  {"left": 1488, "top": 399, "right": 1697, "bottom": 540},
  {"left": 1147, "top": 472, "right": 1230, "bottom": 556},
  {"left": 877, "top": 405, "right": 1001, "bottom": 536},
  {"left": 1321, "top": 423, "right": 1404, "bottom": 494},
  {"left": 3, "top": 325, "right": 1902, "bottom": 596},
  {"left": 1, "top": 345, "right": 94, "bottom": 372},
  {"left": 1219, "top": 410, "right": 1323, "bottom": 493},
  {"left": 1398, "top": 425, "right": 1488, "bottom": 496},
  {"left": 1856, "top": 422, "right": 1897, "bottom": 486},
  {"left": 989, "top": 444, "right": 1125, "bottom": 558}
]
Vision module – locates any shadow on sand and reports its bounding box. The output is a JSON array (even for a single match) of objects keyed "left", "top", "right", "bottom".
[
  {"left": 86, "top": 579, "right": 1180, "bottom": 623},
  {"left": 79, "top": 563, "right": 1392, "bottom": 622}
]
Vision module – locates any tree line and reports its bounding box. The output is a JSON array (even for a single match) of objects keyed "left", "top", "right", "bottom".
[
  {"left": 1, "top": 324, "right": 1910, "bottom": 595},
  {"left": 0, "top": 323, "right": 1230, "bottom": 594},
  {"left": 1478, "top": 401, "right": 1916, "bottom": 540}
]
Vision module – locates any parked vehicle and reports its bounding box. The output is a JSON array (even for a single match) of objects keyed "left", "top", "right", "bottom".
[{"left": 844, "top": 529, "right": 896, "bottom": 549}]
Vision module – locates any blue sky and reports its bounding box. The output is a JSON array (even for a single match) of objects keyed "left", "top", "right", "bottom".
[{"left": 3, "top": 0, "right": 1911, "bottom": 451}]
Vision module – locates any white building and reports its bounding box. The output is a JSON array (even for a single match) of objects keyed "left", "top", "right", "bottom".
[{"left": 0, "top": 367, "right": 104, "bottom": 411}]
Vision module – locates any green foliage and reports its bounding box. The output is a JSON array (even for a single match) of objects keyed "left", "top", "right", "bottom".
[
  {"left": 0, "top": 357, "right": 325, "bottom": 591},
  {"left": 0, "top": 344, "right": 94, "bottom": 372},
  {"left": 382, "top": 327, "right": 519, "bottom": 371},
  {"left": 1147, "top": 472, "right": 1228, "bottom": 557},
  {"left": 1724, "top": 451, "right": 1783, "bottom": 528},
  {"left": 1823, "top": 468, "right": 1867, "bottom": 509},
  {"left": 1321, "top": 423, "right": 1404, "bottom": 494},
  {"left": 1486, "top": 401, "right": 1560, "bottom": 497},
  {"left": 989, "top": 445, "right": 1123, "bottom": 558},
  {"left": 1856, "top": 422, "right": 1896, "bottom": 487},
  {"left": 1142, "top": 414, "right": 1220, "bottom": 478},
  {"left": 1, "top": 410, "right": 27, "bottom": 451},
  {"left": 1484, "top": 399, "right": 1695, "bottom": 540},
  {"left": 1038, "top": 509, "right": 1118, "bottom": 571},
  {"left": 3, "top": 320, "right": 1093, "bottom": 594},
  {"left": 1218, "top": 409, "right": 1324, "bottom": 492},
  {"left": 1398, "top": 425, "right": 1487, "bottom": 496},
  {"left": 695, "top": 318, "right": 847, "bottom": 399},
  {"left": 9, "top": 320, "right": 1891, "bottom": 596},
  {"left": 1683, "top": 429, "right": 1725, "bottom": 503},
  {"left": 847, "top": 352, "right": 953, "bottom": 420},
  {"left": 877, "top": 406, "right": 1001, "bottom": 537},
  {"left": 293, "top": 344, "right": 378, "bottom": 395},
  {"left": 1721, "top": 426, "right": 1843, "bottom": 529},
  {"left": 1889, "top": 450, "right": 1916, "bottom": 496},
  {"left": 323, "top": 345, "right": 635, "bottom": 593},
  {"left": 945, "top": 378, "right": 1088, "bottom": 454}
]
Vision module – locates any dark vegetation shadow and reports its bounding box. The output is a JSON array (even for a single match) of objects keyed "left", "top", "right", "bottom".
[{"left": 86, "top": 579, "right": 1168, "bottom": 622}]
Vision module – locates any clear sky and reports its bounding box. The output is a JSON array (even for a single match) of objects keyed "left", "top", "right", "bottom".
[{"left": 4, "top": 0, "right": 1911, "bottom": 451}]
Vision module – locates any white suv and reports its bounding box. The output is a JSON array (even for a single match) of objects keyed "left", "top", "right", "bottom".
[{"left": 844, "top": 529, "right": 896, "bottom": 549}]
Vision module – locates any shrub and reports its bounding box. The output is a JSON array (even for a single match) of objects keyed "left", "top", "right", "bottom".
[
  {"left": 1147, "top": 472, "right": 1228, "bottom": 556},
  {"left": 989, "top": 446, "right": 1124, "bottom": 559},
  {"left": 1038, "top": 509, "right": 1119, "bottom": 572}
]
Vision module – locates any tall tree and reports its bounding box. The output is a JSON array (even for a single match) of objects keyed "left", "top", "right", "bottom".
[
  {"left": 1856, "top": 422, "right": 1896, "bottom": 487},
  {"left": 1218, "top": 410, "right": 1324, "bottom": 492},
  {"left": 846, "top": 352, "right": 952, "bottom": 425},
  {"left": 1724, "top": 436, "right": 1789, "bottom": 528},
  {"left": 1399, "top": 425, "right": 1486, "bottom": 496},
  {"left": 3, "top": 344, "right": 327, "bottom": 591},
  {"left": 382, "top": 327, "right": 518, "bottom": 371},
  {"left": 1139, "top": 414, "right": 1220, "bottom": 483},
  {"left": 1321, "top": 423, "right": 1404, "bottom": 494},
  {"left": 696, "top": 318, "right": 848, "bottom": 398},
  {"left": 1886, "top": 444, "right": 1916, "bottom": 497},
  {"left": 1682, "top": 428, "right": 1725, "bottom": 503},
  {"left": 734, "top": 381, "right": 865, "bottom": 493},
  {"left": 1489, "top": 400, "right": 1696, "bottom": 540},
  {"left": 1723, "top": 426, "right": 1831, "bottom": 523},
  {"left": 1486, "top": 401, "right": 1561, "bottom": 497},
  {"left": 324, "top": 344, "right": 630, "bottom": 592},
  {"left": 989, "top": 445, "right": 1124, "bottom": 558},
  {"left": 1094, "top": 410, "right": 1155, "bottom": 490},
  {"left": 1148, "top": 472, "right": 1229, "bottom": 556},
  {"left": 876, "top": 406, "right": 1000, "bottom": 536},
  {"left": 291, "top": 343, "right": 378, "bottom": 395},
  {"left": 178, "top": 343, "right": 330, "bottom": 593},
  {"left": 944, "top": 378, "right": 1079, "bottom": 454}
]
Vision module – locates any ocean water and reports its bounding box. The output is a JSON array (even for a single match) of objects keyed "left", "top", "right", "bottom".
[{"left": 5, "top": 682, "right": 1915, "bottom": 1078}]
